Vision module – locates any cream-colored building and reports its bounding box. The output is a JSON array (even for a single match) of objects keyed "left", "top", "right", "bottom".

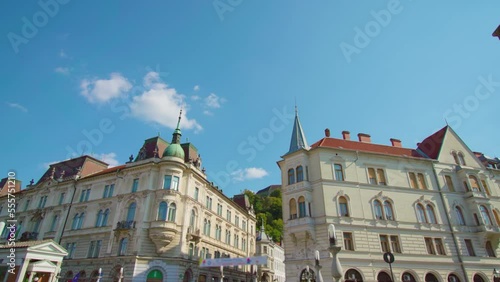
[
  {"left": 0, "top": 118, "right": 257, "bottom": 282},
  {"left": 255, "top": 225, "right": 286, "bottom": 282},
  {"left": 278, "top": 112, "right": 500, "bottom": 282}
]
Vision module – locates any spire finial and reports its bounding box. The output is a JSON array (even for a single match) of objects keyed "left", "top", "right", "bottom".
[
  {"left": 176, "top": 108, "right": 182, "bottom": 129},
  {"left": 294, "top": 98, "right": 298, "bottom": 115}
]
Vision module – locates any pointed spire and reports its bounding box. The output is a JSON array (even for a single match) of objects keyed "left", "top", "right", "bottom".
[
  {"left": 287, "top": 106, "right": 309, "bottom": 154},
  {"left": 171, "top": 109, "right": 182, "bottom": 144}
]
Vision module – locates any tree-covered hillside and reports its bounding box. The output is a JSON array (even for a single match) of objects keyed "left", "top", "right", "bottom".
[{"left": 244, "top": 189, "right": 283, "bottom": 243}]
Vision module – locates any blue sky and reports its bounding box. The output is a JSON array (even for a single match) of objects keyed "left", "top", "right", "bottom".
[{"left": 1, "top": 1, "right": 499, "bottom": 197}]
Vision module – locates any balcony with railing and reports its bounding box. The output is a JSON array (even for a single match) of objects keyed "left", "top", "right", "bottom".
[
  {"left": 187, "top": 226, "right": 201, "bottom": 242},
  {"left": 115, "top": 220, "right": 136, "bottom": 230}
]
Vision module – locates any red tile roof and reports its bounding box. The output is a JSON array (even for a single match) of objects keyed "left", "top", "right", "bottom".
[
  {"left": 84, "top": 165, "right": 126, "bottom": 178},
  {"left": 416, "top": 126, "right": 448, "bottom": 159},
  {"left": 311, "top": 137, "right": 424, "bottom": 158}
]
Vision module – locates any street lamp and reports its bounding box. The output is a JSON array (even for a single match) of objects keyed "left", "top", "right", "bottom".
[{"left": 328, "top": 224, "right": 343, "bottom": 282}]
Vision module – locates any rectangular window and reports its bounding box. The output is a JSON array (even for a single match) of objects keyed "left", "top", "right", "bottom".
[
  {"left": 81, "top": 189, "right": 91, "bottom": 202},
  {"left": 425, "top": 237, "right": 436, "bottom": 255},
  {"left": 66, "top": 242, "right": 76, "bottom": 259},
  {"left": 464, "top": 239, "right": 475, "bottom": 256},
  {"left": 164, "top": 175, "right": 172, "bottom": 189},
  {"left": 50, "top": 215, "right": 59, "bottom": 232},
  {"left": 242, "top": 220, "right": 247, "bottom": 232},
  {"left": 24, "top": 199, "right": 30, "bottom": 212},
  {"left": 334, "top": 164, "right": 344, "bottom": 181},
  {"left": 103, "top": 184, "right": 114, "bottom": 198},
  {"left": 368, "top": 168, "right": 377, "bottom": 185},
  {"left": 235, "top": 215, "right": 239, "bottom": 228},
  {"left": 171, "top": 176, "right": 179, "bottom": 191},
  {"left": 343, "top": 232, "right": 354, "bottom": 251},
  {"left": 417, "top": 173, "right": 427, "bottom": 189},
  {"left": 85, "top": 189, "right": 91, "bottom": 201},
  {"left": 481, "top": 180, "right": 490, "bottom": 195},
  {"left": 435, "top": 238, "right": 446, "bottom": 255},
  {"left": 194, "top": 187, "right": 199, "bottom": 201},
  {"left": 380, "top": 235, "right": 389, "bottom": 253},
  {"left": 132, "top": 178, "right": 139, "bottom": 193},
  {"left": 377, "top": 169, "right": 387, "bottom": 185},
  {"left": 445, "top": 175, "right": 455, "bottom": 192},
  {"left": 227, "top": 210, "right": 232, "bottom": 222},
  {"left": 409, "top": 172, "right": 418, "bottom": 188},
  {"left": 38, "top": 196, "right": 47, "bottom": 208},
  {"left": 217, "top": 204, "right": 223, "bottom": 216},
  {"left": 59, "top": 192, "right": 65, "bottom": 205},
  {"left": 390, "top": 235, "right": 401, "bottom": 253}
]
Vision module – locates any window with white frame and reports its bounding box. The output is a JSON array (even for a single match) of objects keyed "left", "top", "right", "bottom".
[
  {"left": 416, "top": 203, "right": 438, "bottom": 224},
  {"left": 373, "top": 200, "right": 394, "bottom": 220},
  {"left": 367, "top": 167, "right": 387, "bottom": 185},
  {"left": 103, "top": 184, "right": 114, "bottom": 198},
  {"left": 163, "top": 175, "right": 180, "bottom": 190},
  {"left": 339, "top": 196, "right": 349, "bottom": 217}
]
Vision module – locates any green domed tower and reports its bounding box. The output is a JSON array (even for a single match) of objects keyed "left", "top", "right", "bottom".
[{"left": 162, "top": 110, "right": 185, "bottom": 160}]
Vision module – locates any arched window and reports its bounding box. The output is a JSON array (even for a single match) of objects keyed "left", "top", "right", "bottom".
[
  {"left": 299, "top": 267, "right": 316, "bottom": 282},
  {"left": 402, "top": 272, "right": 417, "bottom": 282},
  {"left": 158, "top": 202, "right": 167, "bottom": 220},
  {"left": 95, "top": 210, "right": 103, "bottom": 227},
  {"left": 298, "top": 196, "right": 306, "bottom": 218},
  {"left": 455, "top": 206, "right": 466, "bottom": 225},
  {"left": 168, "top": 203, "right": 177, "bottom": 221},
  {"left": 452, "top": 151, "right": 459, "bottom": 165},
  {"left": 473, "top": 274, "right": 485, "bottom": 282},
  {"left": 339, "top": 196, "right": 349, "bottom": 217},
  {"left": 377, "top": 272, "right": 392, "bottom": 282},
  {"left": 127, "top": 202, "right": 136, "bottom": 222},
  {"left": 190, "top": 209, "right": 197, "bottom": 228},
  {"left": 486, "top": 241, "right": 496, "bottom": 257},
  {"left": 425, "top": 273, "right": 439, "bottom": 282},
  {"left": 445, "top": 175, "right": 455, "bottom": 192},
  {"left": 426, "top": 205, "right": 437, "bottom": 224},
  {"left": 77, "top": 271, "right": 86, "bottom": 282},
  {"left": 203, "top": 219, "right": 209, "bottom": 235},
  {"left": 463, "top": 181, "right": 470, "bottom": 192},
  {"left": 289, "top": 198, "right": 297, "bottom": 219},
  {"left": 480, "top": 205, "right": 492, "bottom": 225},
  {"left": 384, "top": 201, "right": 394, "bottom": 220},
  {"left": 448, "top": 274, "right": 461, "bottom": 282},
  {"left": 103, "top": 209, "right": 110, "bottom": 226},
  {"left": 146, "top": 270, "right": 163, "bottom": 282},
  {"left": 493, "top": 210, "right": 500, "bottom": 226},
  {"left": 458, "top": 152, "right": 466, "bottom": 166},
  {"left": 118, "top": 237, "right": 128, "bottom": 256},
  {"left": 416, "top": 204, "right": 426, "bottom": 223},
  {"left": 90, "top": 270, "right": 100, "bottom": 282},
  {"left": 188, "top": 243, "right": 194, "bottom": 257},
  {"left": 288, "top": 169, "right": 295, "bottom": 185},
  {"left": 296, "top": 166, "right": 304, "bottom": 182},
  {"left": 374, "top": 200, "right": 383, "bottom": 220},
  {"left": 469, "top": 175, "right": 480, "bottom": 192},
  {"left": 206, "top": 220, "right": 211, "bottom": 236},
  {"left": 345, "top": 269, "right": 363, "bottom": 282}
]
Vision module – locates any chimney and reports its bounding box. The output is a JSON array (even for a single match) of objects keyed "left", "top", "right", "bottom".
[
  {"left": 358, "top": 133, "right": 371, "bottom": 143},
  {"left": 390, "top": 138, "right": 402, "bottom": 147},
  {"left": 342, "top": 131, "right": 350, "bottom": 140},
  {"left": 325, "top": 128, "right": 330, "bottom": 137}
]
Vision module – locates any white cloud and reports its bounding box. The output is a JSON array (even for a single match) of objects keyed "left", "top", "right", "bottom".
[
  {"left": 92, "top": 152, "right": 120, "bottom": 167},
  {"left": 55, "top": 67, "right": 70, "bottom": 75},
  {"left": 204, "top": 93, "right": 226, "bottom": 109},
  {"left": 60, "top": 49, "right": 68, "bottom": 58},
  {"left": 80, "top": 73, "right": 132, "bottom": 104},
  {"left": 191, "top": 95, "right": 201, "bottom": 101},
  {"left": 129, "top": 72, "right": 202, "bottom": 132},
  {"left": 203, "top": 110, "right": 213, "bottom": 116},
  {"left": 194, "top": 85, "right": 200, "bottom": 91},
  {"left": 6, "top": 102, "right": 28, "bottom": 112},
  {"left": 231, "top": 167, "right": 269, "bottom": 182}
]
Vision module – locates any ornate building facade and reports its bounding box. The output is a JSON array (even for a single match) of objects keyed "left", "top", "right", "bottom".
[
  {"left": 0, "top": 115, "right": 257, "bottom": 282},
  {"left": 255, "top": 225, "right": 286, "bottom": 282},
  {"left": 278, "top": 112, "right": 500, "bottom": 282}
]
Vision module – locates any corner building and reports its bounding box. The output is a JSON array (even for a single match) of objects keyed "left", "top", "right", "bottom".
[
  {"left": 0, "top": 116, "right": 257, "bottom": 282},
  {"left": 278, "top": 112, "right": 500, "bottom": 282}
]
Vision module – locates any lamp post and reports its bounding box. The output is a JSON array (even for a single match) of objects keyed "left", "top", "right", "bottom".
[
  {"left": 328, "top": 224, "right": 343, "bottom": 282},
  {"left": 96, "top": 268, "right": 102, "bottom": 282}
]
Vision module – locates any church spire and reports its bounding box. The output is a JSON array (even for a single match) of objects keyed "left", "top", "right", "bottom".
[{"left": 287, "top": 106, "right": 309, "bottom": 154}]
